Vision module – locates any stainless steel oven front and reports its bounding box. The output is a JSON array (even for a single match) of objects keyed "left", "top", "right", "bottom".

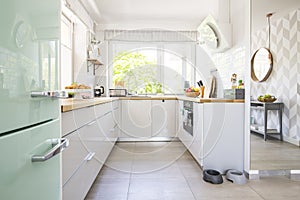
[{"left": 183, "top": 101, "right": 193, "bottom": 136}]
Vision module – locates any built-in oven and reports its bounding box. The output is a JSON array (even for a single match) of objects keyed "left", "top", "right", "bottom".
[{"left": 183, "top": 101, "right": 193, "bottom": 136}]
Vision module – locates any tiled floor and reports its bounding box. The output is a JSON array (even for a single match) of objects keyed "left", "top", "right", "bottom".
[
  {"left": 85, "top": 141, "right": 300, "bottom": 200},
  {"left": 251, "top": 133, "right": 300, "bottom": 170}
]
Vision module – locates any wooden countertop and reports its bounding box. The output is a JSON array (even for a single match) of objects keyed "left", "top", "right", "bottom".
[
  {"left": 60, "top": 95, "right": 244, "bottom": 112},
  {"left": 60, "top": 98, "right": 118, "bottom": 112}
]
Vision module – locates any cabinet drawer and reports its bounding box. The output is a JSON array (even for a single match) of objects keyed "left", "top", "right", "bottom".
[
  {"left": 112, "top": 100, "right": 119, "bottom": 109},
  {"left": 62, "top": 131, "right": 89, "bottom": 185},
  {"left": 99, "top": 112, "right": 116, "bottom": 139},
  {"left": 63, "top": 158, "right": 101, "bottom": 200},
  {"left": 61, "top": 111, "right": 76, "bottom": 136},
  {"left": 61, "top": 106, "right": 95, "bottom": 136},
  {"left": 94, "top": 102, "right": 111, "bottom": 118},
  {"left": 77, "top": 118, "right": 113, "bottom": 164},
  {"left": 73, "top": 106, "right": 95, "bottom": 128},
  {"left": 112, "top": 107, "right": 120, "bottom": 137}
]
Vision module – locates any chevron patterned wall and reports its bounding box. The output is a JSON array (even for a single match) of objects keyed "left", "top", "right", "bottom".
[{"left": 251, "top": 9, "right": 300, "bottom": 142}]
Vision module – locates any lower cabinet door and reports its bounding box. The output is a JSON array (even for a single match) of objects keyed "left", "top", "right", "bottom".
[
  {"left": 0, "top": 120, "right": 61, "bottom": 200},
  {"left": 190, "top": 103, "right": 203, "bottom": 164},
  {"left": 77, "top": 117, "right": 114, "bottom": 166},
  {"left": 62, "top": 131, "right": 88, "bottom": 185},
  {"left": 120, "top": 100, "right": 151, "bottom": 138},
  {"left": 151, "top": 100, "right": 176, "bottom": 137},
  {"left": 63, "top": 157, "right": 100, "bottom": 200}
]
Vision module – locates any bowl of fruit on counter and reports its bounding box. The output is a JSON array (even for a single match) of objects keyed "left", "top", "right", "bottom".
[
  {"left": 257, "top": 94, "right": 277, "bottom": 102},
  {"left": 185, "top": 86, "right": 200, "bottom": 97}
]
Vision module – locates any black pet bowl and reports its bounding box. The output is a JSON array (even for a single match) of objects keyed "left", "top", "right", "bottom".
[{"left": 203, "top": 169, "right": 223, "bottom": 184}]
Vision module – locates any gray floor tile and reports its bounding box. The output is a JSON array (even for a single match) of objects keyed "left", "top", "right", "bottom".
[
  {"left": 186, "top": 177, "right": 263, "bottom": 199},
  {"left": 85, "top": 141, "right": 300, "bottom": 200},
  {"left": 248, "top": 176, "right": 300, "bottom": 198},
  {"left": 98, "top": 165, "right": 131, "bottom": 178},
  {"left": 128, "top": 177, "right": 192, "bottom": 195}
]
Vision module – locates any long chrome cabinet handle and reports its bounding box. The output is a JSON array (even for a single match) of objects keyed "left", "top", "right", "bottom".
[
  {"left": 31, "top": 91, "right": 67, "bottom": 98},
  {"left": 85, "top": 152, "right": 95, "bottom": 161},
  {"left": 32, "top": 138, "right": 69, "bottom": 162}
]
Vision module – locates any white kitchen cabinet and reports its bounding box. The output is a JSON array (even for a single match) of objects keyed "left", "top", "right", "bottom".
[
  {"left": 151, "top": 100, "right": 176, "bottom": 138},
  {"left": 62, "top": 157, "right": 99, "bottom": 200},
  {"left": 202, "top": 103, "right": 244, "bottom": 173},
  {"left": 177, "top": 102, "right": 244, "bottom": 174},
  {"left": 120, "top": 100, "right": 152, "bottom": 139},
  {"left": 177, "top": 100, "right": 184, "bottom": 142},
  {"left": 178, "top": 100, "right": 194, "bottom": 150},
  {"left": 62, "top": 123, "right": 100, "bottom": 200},
  {"left": 62, "top": 105, "right": 95, "bottom": 136},
  {"left": 61, "top": 102, "right": 119, "bottom": 200},
  {"left": 62, "top": 131, "right": 89, "bottom": 186},
  {"left": 189, "top": 103, "right": 203, "bottom": 164},
  {"left": 177, "top": 101, "right": 203, "bottom": 165}
]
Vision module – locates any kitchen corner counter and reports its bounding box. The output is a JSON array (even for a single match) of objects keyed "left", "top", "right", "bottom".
[{"left": 60, "top": 96, "right": 244, "bottom": 112}]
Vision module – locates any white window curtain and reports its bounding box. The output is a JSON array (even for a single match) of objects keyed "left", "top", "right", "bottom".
[{"left": 104, "top": 29, "right": 198, "bottom": 42}]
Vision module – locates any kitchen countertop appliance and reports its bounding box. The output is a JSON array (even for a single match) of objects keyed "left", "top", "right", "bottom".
[
  {"left": 109, "top": 88, "right": 127, "bottom": 97},
  {"left": 0, "top": 1, "right": 68, "bottom": 199},
  {"left": 94, "top": 85, "right": 105, "bottom": 97}
]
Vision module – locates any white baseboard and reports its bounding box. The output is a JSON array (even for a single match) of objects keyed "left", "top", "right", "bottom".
[
  {"left": 117, "top": 137, "right": 179, "bottom": 142},
  {"left": 247, "top": 170, "right": 260, "bottom": 180},
  {"left": 283, "top": 136, "right": 300, "bottom": 146}
]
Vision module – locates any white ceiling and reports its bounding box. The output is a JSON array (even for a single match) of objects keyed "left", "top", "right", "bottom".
[{"left": 84, "top": 0, "right": 219, "bottom": 30}]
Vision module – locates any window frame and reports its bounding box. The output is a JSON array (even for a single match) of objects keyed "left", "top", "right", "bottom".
[{"left": 108, "top": 41, "right": 196, "bottom": 95}]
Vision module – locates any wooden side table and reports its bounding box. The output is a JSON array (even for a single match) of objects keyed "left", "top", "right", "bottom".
[{"left": 250, "top": 101, "right": 284, "bottom": 141}]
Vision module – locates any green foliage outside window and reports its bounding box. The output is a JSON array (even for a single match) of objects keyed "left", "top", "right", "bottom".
[{"left": 113, "top": 51, "right": 163, "bottom": 94}]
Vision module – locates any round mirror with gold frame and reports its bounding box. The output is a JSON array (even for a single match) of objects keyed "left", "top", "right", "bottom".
[{"left": 251, "top": 47, "right": 273, "bottom": 82}]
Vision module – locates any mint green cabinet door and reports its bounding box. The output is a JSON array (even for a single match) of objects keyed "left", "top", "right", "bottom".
[
  {"left": 0, "top": 0, "right": 60, "bottom": 134},
  {"left": 0, "top": 120, "right": 61, "bottom": 200}
]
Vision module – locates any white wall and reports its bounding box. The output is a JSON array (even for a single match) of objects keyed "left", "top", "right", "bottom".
[
  {"left": 64, "top": 0, "right": 96, "bottom": 87},
  {"left": 73, "top": 19, "right": 91, "bottom": 85},
  {"left": 197, "top": 0, "right": 250, "bottom": 172},
  {"left": 196, "top": 0, "right": 249, "bottom": 96}
]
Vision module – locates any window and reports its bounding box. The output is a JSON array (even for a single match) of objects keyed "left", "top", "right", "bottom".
[
  {"left": 60, "top": 14, "right": 73, "bottom": 89},
  {"left": 111, "top": 42, "right": 195, "bottom": 95}
]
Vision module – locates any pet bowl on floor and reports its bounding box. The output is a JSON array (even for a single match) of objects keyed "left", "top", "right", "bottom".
[
  {"left": 225, "top": 169, "right": 247, "bottom": 185},
  {"left": 203, "top": 169, "right": 223, "bottom": 184}
]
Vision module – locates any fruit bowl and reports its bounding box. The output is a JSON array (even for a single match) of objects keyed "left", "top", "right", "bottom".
[
  {"left": 185, "top": 91, "right": 200, "bottom": 97},
  {"left": 257, "top": 95, "right": 277, "bottom": 102}
]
